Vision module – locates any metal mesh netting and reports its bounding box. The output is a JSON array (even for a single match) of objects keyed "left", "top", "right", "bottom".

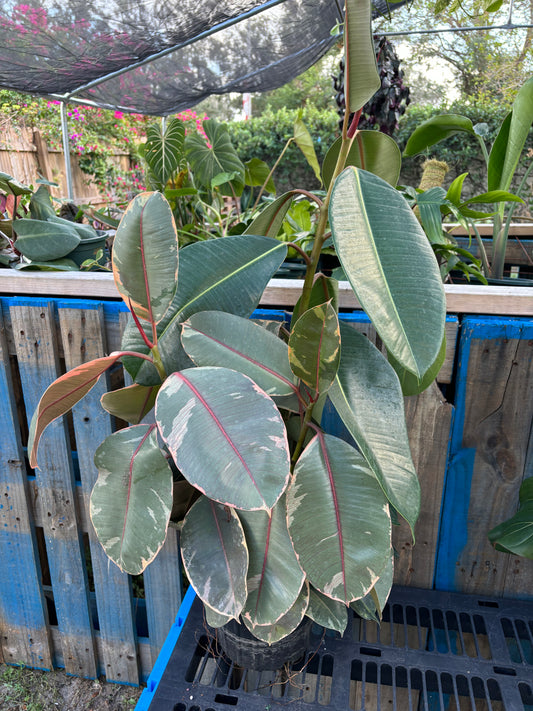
[{"left": 0, "top": 0, "right": 403, "bottom": 115}]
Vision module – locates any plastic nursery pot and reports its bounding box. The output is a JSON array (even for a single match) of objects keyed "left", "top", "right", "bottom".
[
  {"left": 486, "top": 276, "right": 533, "bottom": 287},
  {"left": 213, "top": 616, "right": 312, "bottom": 671},
  {"left": 67, "top": 234, "right": 107, "bottom": 267}
]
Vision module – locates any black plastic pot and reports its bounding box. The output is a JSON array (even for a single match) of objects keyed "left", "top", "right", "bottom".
[{"left": 214, "top": 615, "right": 312, "bottom": 670}]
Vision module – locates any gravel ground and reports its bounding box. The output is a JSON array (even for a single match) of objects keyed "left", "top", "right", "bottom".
[{"left": 0, "top": 663, "right": 143, "bottom": 711}]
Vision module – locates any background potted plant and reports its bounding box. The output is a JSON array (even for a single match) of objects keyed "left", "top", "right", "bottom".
[
  {"left": 27, "top": 0, "right": 446, "bottom": 668},
  {"left": 403, "top": 76, "right": 533, "bottom": 282}
]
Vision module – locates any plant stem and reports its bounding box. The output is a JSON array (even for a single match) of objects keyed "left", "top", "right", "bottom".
[
  {"left": 253, "top": 138, "right": 294, "bottom": 211},
  {"left": 291, "top": 405, "right": 315, "bottom": 465},
  {"left": 150, "top": 344, "right": 167, "bottom": 381}
]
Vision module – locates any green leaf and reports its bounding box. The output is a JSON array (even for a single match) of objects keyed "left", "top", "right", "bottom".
[
  {"left": 143, "top": 118, "right": 185, "bottom": 190},
  {"left": 416, "top": 187, "right": 448, "bottom": 245},
  {"left": 112, "top": 191, "right": 178, "bottom": 326},
  {"left": 287, "top": 432, "right": 391, "bottom": 604},
  {"left": 288, "top": 301, "right": 340, "bottom": 393},
  {"left": 244, "top": 158, "right": 275, "bottom": 193},
  {"left": 243, "top": 193, "right": 294, "bottom": 238},
  {"left": 242, "top": 584, "right": 309, "bottom": 643},
  {"left": 181, "top": 496, "right": 248, "bottom": 618},
  {"left": 322, "top": 132, "right": 401, "bottom": 189},
  {"left": 446, "top": 173, "right": 468, "bottom": 206},
  {"left": 461, "top": 190, "right": 523, "bottom": 206},
  {"left": 329, "top": 322, "right": 420, "bottom": 532},
  {"left": 181, "top": 311, "right": 297, "bottom": 398},
  {"left": 403, "top": 115, "right": 476, "bottom": 157},
  {"left": 351, "top": 549, "right": 393, "bottom": 621},
  {"left": 14, "top": 219, "right": 81, "bottom": 261},
  {"left": 307, "top": 588, "right": 348, "bottom": 634},
  {"left": 90, "top": 425, "right": 173, "bottom": 575},
  {"left": 293, "top": 116, "right": 321, "bottom": 183},
  {"left": 205, "top": 606, "right": 232, "bottom": 628},
  {"left": 100, "top": 384, "right": 159, "bottom": 424},
  {"left": 344, "top": 0, "right": 380, "bottom": 113},
  {"left": 388, "top": 334, "right": 447, "bottom": 396},
  {"left": 239, "top": 494, "right": 304, "bottom": 627},
  {"left": 329, "top": 168, "right": 445, "bottom": 378},
  {"left": 155, "top": 367, "right": 290, "bottom": 511},
  {"left": 488, "top": 478, "right": 533, "bottom": 559},
  {"left": 28, "top": 352, "right": 127, "bottom": 468},
  {"left": 121, "top": 235, "right": 287, "bottom": 385},
  {"left": 489, "top": 78, "right": 533, "bottom": 193},
  {"left": 185, "top": 119, "right": 245, "bottom": 197}
]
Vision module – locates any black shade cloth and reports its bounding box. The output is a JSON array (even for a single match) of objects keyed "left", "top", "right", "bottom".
[{"left": 0, "top": 0, "right": 403, "bottom": 115}]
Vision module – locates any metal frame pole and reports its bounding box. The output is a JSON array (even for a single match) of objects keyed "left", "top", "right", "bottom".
[{"left": 60, "top": 101, "right": 74, "bottom": 200}]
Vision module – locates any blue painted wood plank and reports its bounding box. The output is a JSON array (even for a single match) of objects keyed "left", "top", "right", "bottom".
[
  {"left": 0, "top": 302, "right": 53, "bottom": 670},
  {"left": 435, "top": 315, "right": 533, "bottom": 597},
  {"left": 10, "top": 299, "right": 98, "bottom": 677},
  {"left": 58, "top": 302, "right": 139, "bottom": 684}
]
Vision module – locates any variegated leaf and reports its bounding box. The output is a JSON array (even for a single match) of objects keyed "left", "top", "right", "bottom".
[
  {"left": 101, "top": 383, "right": 159, "bottom": 424},
  {"left": 307, "top": 588, "right": 348, "bottom": 634},
  {"left": 155, "top": 367, "right": 290, "bottom": 511},
  {"left": 287, "top": 432, "right": 391, "bottom": 604},
  {"left": 289, "top": 301, "right": 340, "bottom": 393},
  {"left": 181, "top": 496, "right": 248, "bottom": 619},
  {"left": 238, "top": 494, "right": 304, "bottom": 627},
  {"left": 242, "top": 583, "right": 309, "bottom": 644},
  {"left": 90, "top": 425, "right": 173, "bottom": 575}
]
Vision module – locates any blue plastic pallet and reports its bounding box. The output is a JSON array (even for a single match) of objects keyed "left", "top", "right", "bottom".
[{"left": 136, "top": 586, "right": 533, "bottom": 711}]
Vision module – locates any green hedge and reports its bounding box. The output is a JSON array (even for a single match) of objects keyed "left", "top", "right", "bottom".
[{"left": 226, "top": 106, "right": 339, "bottom": 193}]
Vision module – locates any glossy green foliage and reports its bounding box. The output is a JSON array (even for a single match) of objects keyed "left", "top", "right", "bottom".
[
  {"left": 488, "top": 478, "right": 533, "bottom": 559},
  {"left": 322, "top": 132, "right": 401, "bottom": 189},
  {"left": 143, "top": 117, "right": 185, "bottom": 191}
]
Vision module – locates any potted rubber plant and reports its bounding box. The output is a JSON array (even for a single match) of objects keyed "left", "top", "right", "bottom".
[
  {"left": 28, "top": 0, "right": 446, "bottom": 665},
  {"left": 403, "top": 76, "right": 533, "bottom": 282}
]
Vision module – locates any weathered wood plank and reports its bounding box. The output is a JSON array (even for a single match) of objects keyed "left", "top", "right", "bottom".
[
  {"left": 0, "top": 302, "right": 53, "bottom": 670},
  {"left": 393, "top": 381, "right": 454, "bottom": 588},
  {"left": 435, "top": 316, "right": 533, "bottom": 598},
  {"left": 2, "top": 272, "right": 533, "bottom": 316},
  {"left": 58, "top": 302, "right": 139, "bottom": 684},
  {"left": 10, "top": 299, "right": 98, "bottom": 677}
]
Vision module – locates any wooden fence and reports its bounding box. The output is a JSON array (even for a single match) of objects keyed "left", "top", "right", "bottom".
[
  {"left": 0, "top": 124, "right": 132, "bottom": 205},
  {"left": 0, "top": 290, "right": 532, "bottom": 686}
]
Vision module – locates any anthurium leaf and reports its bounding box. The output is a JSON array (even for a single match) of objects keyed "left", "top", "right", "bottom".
[
  {"left": 29, "top": 184, "right": 56, "bottom": 219},
  {"left": 90, "top": 425, "right": 173, "bottom": 575},
  {"left": 239, "top": 494, "right": 304, "bottom": 627},
  {"left": 489, "top": 77, "right": 533, "bottom": 193},
  {"left": 294, "top": 116, "right": 321, "bottom": 183},
  {"left": 121, "top": 235, "right": 287, "bottom": 385},
  {"left": 344, "top": 0, "right": 380, "bottom": 113},
  {"left": 144, "top": 117, "right": 185, "bottom": 190},
  {"left": 100, "top": 383, "right": 159, "bottom": 424},
  {"left": 322, "top": 132, "right": 401, "bottom": 189},
  {"left": 205, "top": 606, "right": 232, "bottom": 628},
  {"left": 403, "top": 115, "right": 476, "bottom": 157},
  {"left": 287, "top": 432, "right": 391, "bottom": 604},
  {"left": 288, "top": 301, "right": 340, "bottom": 393},
  {"left": 328, "top": 322, "right": 420, "bottom": 532},
  {"left": 28, "top": 352, "right": 128, "bottom": 468},
  {"left": 307, "top": 588, "right": 348, "bottom": 634},
  {"left": 488, "top": 478, "right": 533, "bottom": 559},
  {"left": 351, "top": 549, "right": 393, "bottom": 621},
  {"left": 48, "top": 215, "right": 98, "bottom": 239},
  {"left": 156, "top": 367, "right": 290, "bottom": 511},
  {"left": 14, "top": 218, "right": 81, "bottom": 261},
  {"left": 0, "top": 171, "right": 32, "bottom": 197},
  {"left": 181, "top": 311, "right": 297, "bottom": 398},
  {"left": 244, "top": 158, "right": 275, "bottom": 193},
  {"left": 388, "top": 334, "right": 447, "bottom": 396},
  {"left": 112, "top": 191, "right": 178, "bottom": 326},
  {"left": 330, "top": 167, "right": 445, "bottom": 378},
  {"left": 14, "top": 258, "right": 79, "bottom": 271},
  {"left": 185, "top": 119, "right": 245, "bottom": 197},
  {"left": 243, "top": 192, "right": 294, "bottom": 238},
  {"left": 242, "top": 583, "right": 309, "bottom": 644},
  {"left": 292, "top": 275, "right": 339, "bottom": 326},
  {"left": 181, "top": 496, "right": 248, "bottom": 619}
]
